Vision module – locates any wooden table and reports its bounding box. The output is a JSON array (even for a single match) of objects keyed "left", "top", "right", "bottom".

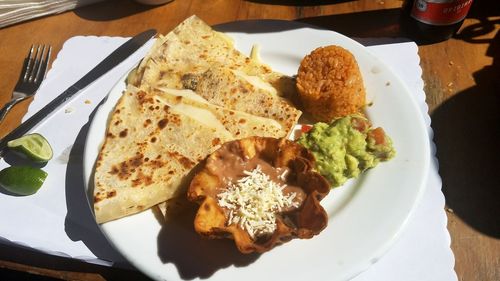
[{"left": 0, "top": 0, "right": 498, "bottom": 280}]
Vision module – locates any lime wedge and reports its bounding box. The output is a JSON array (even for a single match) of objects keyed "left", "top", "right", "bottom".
[
  {"left": 0, "top": 166, "right": 48, "bottom": 196},
  {"left": 7, "top": 133, "right": 53, "bottom": 162}
]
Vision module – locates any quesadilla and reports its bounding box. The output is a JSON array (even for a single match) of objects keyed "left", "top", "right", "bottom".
[
  {"left": 175, "top": 65, "right": 300, "bottom": 134},
  {"left": 94, "top": 86, "right": 298, "bottom": 223},
  {"left": 94, "top": 86, "right": 232, "bottom": 223},
  {"left": 94, "top": 16, "right": 302, "bottom": 223},
  {"left": 128, "top": 15, "right": 295, "bottom": 98},
  {"left": 152, "top": 88, "right": 287, "bottom": 138}
]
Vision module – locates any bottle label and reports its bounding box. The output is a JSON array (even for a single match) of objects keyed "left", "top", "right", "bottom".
[{"left": 410, "top": 0, "right": 473, "bottom": 26}]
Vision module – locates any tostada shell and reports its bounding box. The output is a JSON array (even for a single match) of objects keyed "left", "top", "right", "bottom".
[{"left": 187, "top": 137, "right": 330, "bottom": 253}]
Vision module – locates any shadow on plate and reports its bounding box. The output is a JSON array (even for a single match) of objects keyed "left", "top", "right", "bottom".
[
  {"left": 431, "top": 28, "right": 500, "bottom": 238},
  {"left": 157, "top": 208, "right": 260, "bottom": 279}
]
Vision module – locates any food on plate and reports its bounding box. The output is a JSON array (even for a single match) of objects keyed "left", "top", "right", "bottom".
[
  {"left": 93, "top": 16, "right": 303, "bottom": 223},
  {"left": 175, "top": 65, "right": 300, "bottom": 133},
  {"left": 297, "top": 115, "right": 395, "bottom": 187},
  {"left": 155, "top": 195, "right": 195, "bottom": 222},
  {"left": 7, "top": 133, "right": 53, "bottom": 162},
  {"left": 0, "top": 166, "right": 48, "bottom": 196},
  {"left": 296, "top": 45, "right": 366, "bottom": 122},
  {"left": 93, "top": 83, "right": 298, "bottom": 223},
  {"left": 152, "top": 87, "right": 290, "bottom": 137},
  {"left": 187, "top": 137, "right": 330, "bottom": 253},
  {"left": 128, "top": 15, "right": 297, "bottom": 101},
  {"left": 93, "top": 86, "right": 227, "bottom": 223}
]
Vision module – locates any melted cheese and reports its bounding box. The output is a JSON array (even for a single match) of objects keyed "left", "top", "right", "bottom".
[
  {"left": 217, "top": 166, "right": 298, "bottom": 239},
  {"left": 155, "top": 87, "right": 283, "bottom": 132},
  {"left": 249, "top": 44, "right": 261, "bottom": 64},
  {"left": 215, "top": 31, "right": 235, "bottom": 46},
  {"left": 155, "top": 95, "right": 233, "bottom": 140},
  {"left": 232, "top": 69, "right": 278, "bottom": 96},
  {"left": 156, "top": 88, "right": 209, "bottom": 103}
]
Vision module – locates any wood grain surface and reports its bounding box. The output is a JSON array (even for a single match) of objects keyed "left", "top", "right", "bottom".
[{"left": 0, "top": 0, "right": 498, "bottom": 280}]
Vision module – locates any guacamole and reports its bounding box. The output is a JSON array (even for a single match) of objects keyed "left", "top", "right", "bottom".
[{"left": 297, "top": 115, "right": 395, "bottom": 187}]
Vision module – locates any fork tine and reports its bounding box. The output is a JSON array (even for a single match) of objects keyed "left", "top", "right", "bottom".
[
  {"left": 28, "top": 45, "right": 43, "bottom": 83},
  {"left": 34, "top": 45, "right": 51, "bottom": 84},
  {"left": 22, "top": 45, "right": 35, "bottom": 81}
]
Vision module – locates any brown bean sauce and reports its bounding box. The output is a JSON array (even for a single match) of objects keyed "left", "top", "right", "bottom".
[{"left": 206, "top": 143, "right": 306, "bottom": 212}]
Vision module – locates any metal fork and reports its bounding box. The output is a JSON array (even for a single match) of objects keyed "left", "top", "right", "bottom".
[{"left": 0, "top": 44, "right": 52, "bottom": 123}]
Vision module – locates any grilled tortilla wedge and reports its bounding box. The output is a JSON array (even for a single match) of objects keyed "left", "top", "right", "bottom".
[
  {"left": 94, "top": 86, "right": 296, "bottom": 223},
  {"left": 152, "top": 87, "right": 288, "bottom": 138},
  {"left": 93, "top": 86, "right": 234, "bottom": 223},
  {"left": 128, "top": 15, "right": 296, "bottom": 99}
]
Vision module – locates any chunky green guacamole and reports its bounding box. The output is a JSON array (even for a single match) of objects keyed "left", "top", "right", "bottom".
[{"left": 297, "top": 115, "right": 395, "bottom": 187}]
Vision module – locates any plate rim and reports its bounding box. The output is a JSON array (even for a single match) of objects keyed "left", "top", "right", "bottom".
[{"left": 83, "top": 19, "right": 431, "bottom": 281}]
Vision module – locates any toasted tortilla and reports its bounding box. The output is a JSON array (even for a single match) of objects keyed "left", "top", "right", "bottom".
[
  {"left": 152, "top": 87, "right": 288, "bottom": 138},
  {"left": 94, "top": 86, "right": 296, "bottom": 223},
  {"left": 93, "top": 86, "right": 234, "bottom": 223},
  {"left": 128, "top": 15, "right": 296, "bottom": 99},
  {"left": 94, "top": 16, "right": 302, "bottom": 223},
  {"left": 175, "top": 65, "right": 301, "bottom": 134}
]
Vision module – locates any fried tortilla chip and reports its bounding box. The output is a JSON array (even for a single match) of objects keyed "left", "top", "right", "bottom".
[{"left": 187, "top": 137, "right": 330, "bottom": 253}]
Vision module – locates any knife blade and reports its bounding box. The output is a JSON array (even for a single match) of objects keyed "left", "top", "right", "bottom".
[{"left": 0, "top": 29, "right": 157, "bottom": 157}]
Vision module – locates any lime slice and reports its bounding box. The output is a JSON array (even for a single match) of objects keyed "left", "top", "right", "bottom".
[
  {"left": 0, "top": 166, "right": 48, "bottom": 196},
  {"left": 7, "top": 133, "right": 53, "bottom": 162}
]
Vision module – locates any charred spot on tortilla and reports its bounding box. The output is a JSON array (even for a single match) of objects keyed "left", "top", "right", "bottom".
[
  {"left": 181, "top": 73, "right": 199, "bottom": 90},
  {"left": 119, "top": 129, "right": 128, "bottom": 138}
]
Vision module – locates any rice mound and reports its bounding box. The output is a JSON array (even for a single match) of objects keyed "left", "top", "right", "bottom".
[{"left": 296, "top": 45, "right": 366, "bottom": 122}]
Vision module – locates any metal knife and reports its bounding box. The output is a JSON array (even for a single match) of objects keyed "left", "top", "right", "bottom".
[{"left": 0, "top": 29, "right": 157, "bottom": 157}]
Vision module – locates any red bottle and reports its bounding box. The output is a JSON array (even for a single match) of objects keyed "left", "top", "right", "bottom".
[{"left": 401, "top": 0, "right": 474, "bottom": 44}]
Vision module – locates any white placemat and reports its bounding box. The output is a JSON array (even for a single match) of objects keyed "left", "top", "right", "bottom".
[{"left": 0, "top": 35, "right": 456, "bottom": 280}]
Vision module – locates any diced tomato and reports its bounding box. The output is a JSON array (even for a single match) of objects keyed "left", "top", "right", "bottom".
[
  {"left": 301, "top": 124, "right": 313, "bottom": 133},
  {"left": 351, "top": 117, "right": 370, "bottom": 132},
  {"left": 369, "top": 127, "right": 386, "bottom": 145}
]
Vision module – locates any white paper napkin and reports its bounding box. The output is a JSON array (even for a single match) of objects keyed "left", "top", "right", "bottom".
[{"left": 0, "top": 36, "right": 456, "bottom": 280}]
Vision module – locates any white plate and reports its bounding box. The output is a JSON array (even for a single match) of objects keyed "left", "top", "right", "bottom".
[{"left": 84, "top": 20, "right": 430, "bottom": 281}]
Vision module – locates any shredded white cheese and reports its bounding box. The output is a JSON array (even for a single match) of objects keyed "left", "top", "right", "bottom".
[{"left": 217, "top": 165, "right": 298, "bottom": 239}]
